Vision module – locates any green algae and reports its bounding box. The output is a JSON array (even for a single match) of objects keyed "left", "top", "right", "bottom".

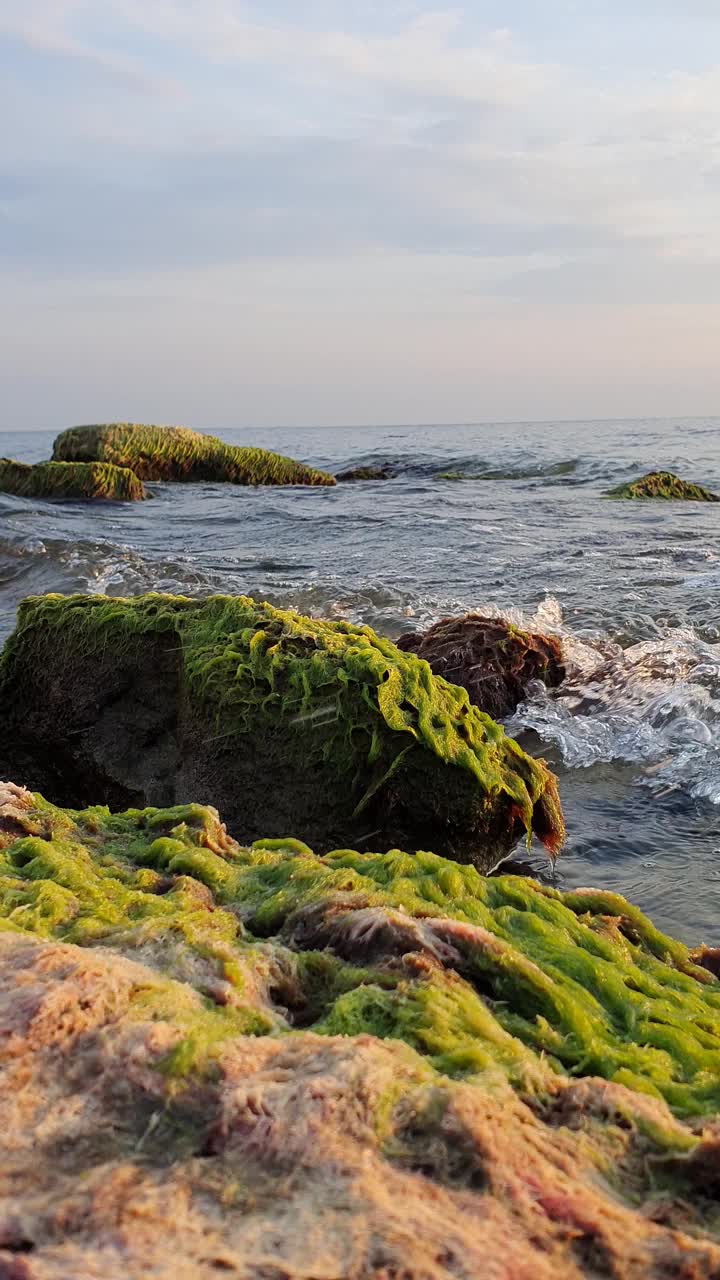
[
  {"left": 607, "top": 471, "right": 720, "bottom": 501},
  {"left": 1, "top": 790, "right": 719, "bottom": 1132},
  {"left": 52, "top": 423, "right": 336, "bottom": 487},
  {"left": 0, "top": 592, "right": 564, "bottom": 858},
  {"left": 0, "top": 458, "right": 147, "bottom": 502}
]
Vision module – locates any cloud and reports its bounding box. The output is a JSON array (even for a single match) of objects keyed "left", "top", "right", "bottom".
[
  {"left": 2, "top": 1, "right": 552, "bottom": 108},
  {"left": 0, "top": 3, "right": 179, "bottom": 94},
  {"left": 3, "top": 0, "right": 720, "bottom": 424},
  {"left": 0, "top": 128, "right": 643, "bottom": 282}
]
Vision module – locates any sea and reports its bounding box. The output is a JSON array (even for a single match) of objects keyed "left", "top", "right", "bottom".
[{"left": 2, "top": 417, "right": 720, "bottom": 947}]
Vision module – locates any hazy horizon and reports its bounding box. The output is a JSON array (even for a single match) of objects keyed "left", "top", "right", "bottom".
[
  {"left": 3, "top": 2, "right": 720, "bottom": 430},
  {"left": 4, "top": 414, "right": 720, "bottom": 437}
]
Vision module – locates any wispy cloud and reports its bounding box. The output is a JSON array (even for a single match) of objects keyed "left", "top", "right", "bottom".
[
  {"left": 3, "top": 1, "right": 720, "bottom": 424},
  {"left": 0, "top": 2, "right": 180, "bottom": 94}
]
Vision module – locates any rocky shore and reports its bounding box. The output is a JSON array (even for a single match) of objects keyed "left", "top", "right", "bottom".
[
  {"left": 1, "top": 586, "right": 719, "bottom": 1277},
  {"left": 0, "top": 593, "right": 563, "bottom": 867},
  {"left": 4, "top": 425, "right": 717, "bottom": 508},
  {"left": 0, "top": 780, "right": 719, "bottom": 1278}
]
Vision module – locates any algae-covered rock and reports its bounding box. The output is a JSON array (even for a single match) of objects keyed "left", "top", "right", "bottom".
[
  {"left": 0, "top": 457, "right": 147, "bottom": 502},
  {"left": 0, "top": 594, "right": 563, "bottom": 869},
  {"left": 396, "top": 614, "right": 566, "bottom": 720},
  {"left": 0, "top": 781, "right": 719, "bottom": 1278},
  {"left": 52, "top": 423, "right": 336, "bottom": 487},
  {"left": 607, "top": 470, "right": 720, "bottom": 501}
]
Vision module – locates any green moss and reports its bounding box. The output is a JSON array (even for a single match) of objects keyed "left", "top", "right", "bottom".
[
  {"left": 52, "top": 423, "right": 336, "bottom": 487},
  {"left": 2, "top": 790, "right": 719, "bottom": 1129},
  {"left": 233, "top": 844, "right": 720, "bottom": 1116},
  {"left": 0, "top": 458, "right": 147, "bottom": 502},
  {"left": 0, "top": 592, "right": 564, "bottom": 858},
  {"left": 607, "top": 471, "right": 720, "bottom": 501}
]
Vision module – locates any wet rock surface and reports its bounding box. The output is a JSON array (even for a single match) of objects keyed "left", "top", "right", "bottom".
[
  {"left": 0, "top": 594, "right": 563, "bottom": 870},
  {"left": 396, "top": 614, "right": 566, "bottom": 720}
]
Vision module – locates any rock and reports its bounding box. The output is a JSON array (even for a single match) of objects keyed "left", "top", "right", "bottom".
[
  {"left": 335, "top": 465, "right": 395, "bottom": 481},
  {"left": 0, "top": 594, "right": 563, "bottom": 870},
  {"left": 52, "top": 423, "right": 336, "bottom": 487},
  {"left": 0, "top": 784, "right": 719, "bottom": 1278},
  {"left": 607, "top": 471, "right": 720, "bottom": 501},
  {"left": 0, "top": 458, "right": 147, "bottom": 502},
  {"left": 396, "top": 614, "right": 565, "bottom": 720}
]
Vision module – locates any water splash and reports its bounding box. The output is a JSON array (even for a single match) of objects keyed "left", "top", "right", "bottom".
[{"left": 508, "top": 601, "right": 720, "bottom": 805}]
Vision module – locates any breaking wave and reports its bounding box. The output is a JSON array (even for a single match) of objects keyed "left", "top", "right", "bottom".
[{"left": 508, "top": 600, "right": 720, "bottom": 806}]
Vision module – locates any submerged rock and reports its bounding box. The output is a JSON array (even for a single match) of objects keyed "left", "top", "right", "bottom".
[
  {"left": 335, "top": 465, "right": 396, "bottom": 481},
  {"left": 0, "top": 782, "right": 719, "bottom": 1278},
  {"left": 52, "top": 423, "right": 336, "bottom": 487},
  {"left": 396, "top": 614, "right": 565, "bottom": 720},
  {"left": 607, "top": 470, "right": 720, "bottom": 501},
  {"left": 0, "top": 458, "right": 147, "bottom": 502},
  {"left": 0, "top": 593, "right": 563, "bottom": 868}
]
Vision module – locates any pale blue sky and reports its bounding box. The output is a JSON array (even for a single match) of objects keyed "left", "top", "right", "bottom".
[{"left": 3, "top": 1, "right": 720, "bottom": 429}]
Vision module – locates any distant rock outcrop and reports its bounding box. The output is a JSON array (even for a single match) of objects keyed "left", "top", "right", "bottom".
[
  {"left": 0, "top": 458, "right": 147, "bottom": 502},
  {"left": 52, "top": 423, "right": 336, "bottom": 486},
  {"left": 607, "top": 470, "right": 720, "bottom": 501}
]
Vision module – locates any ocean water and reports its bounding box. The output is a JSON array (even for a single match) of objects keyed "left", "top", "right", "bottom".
[{"left": 2, "top": 418, "right": 720, "bottom": 945}]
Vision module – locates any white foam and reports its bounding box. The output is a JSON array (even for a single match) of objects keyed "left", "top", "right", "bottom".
[{"left": 507, "top": 599, "right": 720, "bottom": 805}]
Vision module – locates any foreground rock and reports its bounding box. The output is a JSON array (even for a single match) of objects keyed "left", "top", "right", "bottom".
[
  {"left": 0, "top": 781, "right": 719, "bottom": 1279},
  {"left": 0, "top": 458, "right": 147, "bottom": 502},
  {"left": 0, "top": 593, "right": 563, "bottom": 868},
  {"left": 607, "top": 470, "right": 720, "bottom": 501},
  {"left": 396, "top": 614, "right": 565, "bottom": 719},
  {"left": 52, "top": 423, "right": 336, "bottom": 486}
]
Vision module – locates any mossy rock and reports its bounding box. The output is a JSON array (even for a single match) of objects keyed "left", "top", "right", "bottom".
[
  {"left": 0, "top": 593, "right": 563, "bottom": 869},
  {"left": 607, "top": 471, "right": 720, "bottom": 501},
  {"left": 1, "top": 782, "right": 720, "bottom": 1276},
  {"left": 0, "top": 458, "right": 147, "bottom": 502},
  {"left": 396, "top": 614, "right": 566, "bottom": 719},
  {"left": 0, "top": 780, "right": 716, "bottom": 1114},
  {"left": 52, "top": 423, "right": 336, "bottom": 487}
]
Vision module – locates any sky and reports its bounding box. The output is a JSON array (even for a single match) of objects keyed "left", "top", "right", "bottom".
[{"left": 3, "top": 1, "right": 720, "bottom": 430}]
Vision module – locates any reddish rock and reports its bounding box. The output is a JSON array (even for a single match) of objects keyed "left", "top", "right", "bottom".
[{"left": 396, "top": 614, "right": 565, "bottom": 720}]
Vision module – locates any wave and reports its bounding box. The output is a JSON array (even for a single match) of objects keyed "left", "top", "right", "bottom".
[
  {"left": 0, "top": 530, "right": 474, "bottom": 649},
  {"left": 332, "top": 452, "right": 607, "bottom": 484},
  {"left": 4, "top": 525, "right": 720, "bottom": 811},
  {"left": 507, "top": 600, "right": 720, "bottom": 806}
]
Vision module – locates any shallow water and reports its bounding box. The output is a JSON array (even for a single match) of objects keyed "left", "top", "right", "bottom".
[{"left": 2, "top": 418, "right": 720, "bottom": 944}]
